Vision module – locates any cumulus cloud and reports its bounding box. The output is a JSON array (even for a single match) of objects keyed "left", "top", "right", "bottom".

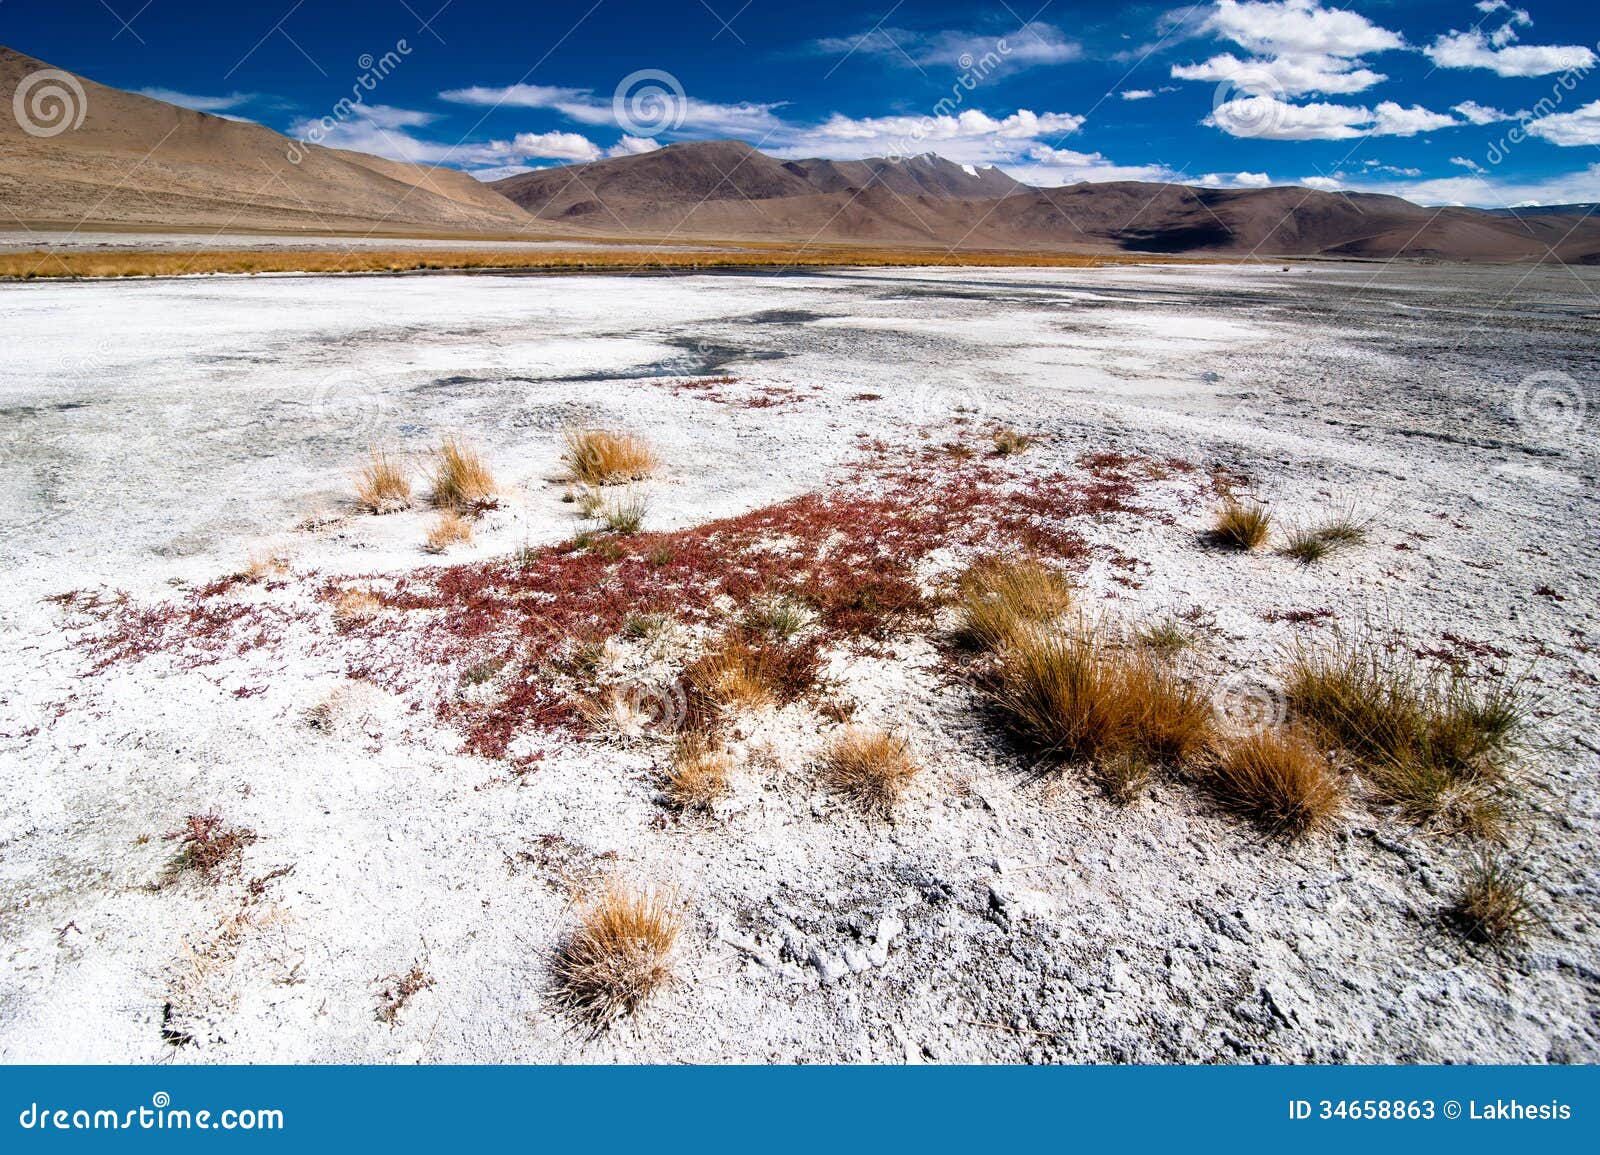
[
  {"left": 1362, "top": 164, "right": 1600, "bottom": 208},
  {"left": 1525, "top": 99, "right": 1600, "bottom": 146},
  {"left": 440, "top": 82, "right": 786, "bottom": 138},
  {"left": 1197, "top": 170, "right": 1273, "bottom": 187},
  {"left": 1207, "top": 95, "right": 1456, "bottom": 139},
  {"left": 1425, "top": 28, "right": 1595, "bottom": 77},
  {"left": 288, "top": 103, "right": 649, "bottom": 168},
  {"left": 1171, "top": 0, "right": 1403, "bottom": 96},
  {"left": 1121, "top": 89, "right": 1157, "bottom": 100},
  {"left": 1005, "top": 145, "right": 1177, "bottom": 186},
  {"left": 1452, "top": 100, "right": 1519, "bottom": 125},
  {"left": 768, "top": 109, "right": 1087, "bottom": 167}
]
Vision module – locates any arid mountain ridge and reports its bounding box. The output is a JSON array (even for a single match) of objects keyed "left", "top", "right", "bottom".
[{"left": 4, "top": 44, "right": 1598, "bottom": 262}]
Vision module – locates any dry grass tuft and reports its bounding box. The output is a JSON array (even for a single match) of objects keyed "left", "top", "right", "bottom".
[
  {"left": 1284, "top": 633, "right": 1526, "bottom": 829},
  {"left": 989, "top": 622, "right": 1214, "bottom": 785},
  {"left": 819, "top": 727, "right": 921, "bottom": 816},
  {"left": 552, "top": 883, "right": 681, "bottom": 1029},
  {"left": 1135, "top": 617, "right": 1193, "bottom": 655},
  {"left": 662, "top": 734, "right": 732, "bottom": 812},
  {"left": 1450, "top": 856, "right": 1534, "bottom": 946},
  {"left": 955, "top": 557, "right": 1073, "bottom": 651},
  {"left": 423, "top": 511, "right": 474, "bottom": 554},
  {"left": 1210, "top": 500, "right": 1272, "bottom": 550},
  {"left": 991, "top": 428, "right": 1033, "bottom": 456},
  {"left": 375, "top": 961, "right": 434, "bottom": 1027},
  {"left": 684, "top": 633, "right": 821, "bottom": 727},
  {"left": 239, "top": 553, "right": 290, "bottom": 584},
  {"left": 599, "top": 489, "right": 650, "bottom": 534},
  {"left": 429, "top": 436, "right": 496, "bottom": 510},
  {"left": 1204, "top": 726, "right": 1343, "bottom": 838},
  {"left": 1283, "top": 509, "right": 1370, "bottom": 563},
  {"left": 563, "top": 429, "right": 659, "bottom": 486},
  {"left": 332, "top": 589, "right": 383, "bottom": 630},
  {"left": 353, "top": 448, "right": 412, "bottom": 514}
]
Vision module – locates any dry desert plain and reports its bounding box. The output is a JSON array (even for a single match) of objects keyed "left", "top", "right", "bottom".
[{"left": 0, "top": 260, "right": 1596, "bottom": 1062}]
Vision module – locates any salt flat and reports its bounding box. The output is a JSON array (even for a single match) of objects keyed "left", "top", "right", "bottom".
[{"left": 1, "top": 263, "right": 1595, "bottom": 1062}]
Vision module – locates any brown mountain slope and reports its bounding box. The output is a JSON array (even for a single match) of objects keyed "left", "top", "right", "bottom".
[
  {"left": 0, "top": 45, "right": 534, "bottom": 234},
  {"left": 496, "top": 140, "right": 1600, "bottom": 262}
]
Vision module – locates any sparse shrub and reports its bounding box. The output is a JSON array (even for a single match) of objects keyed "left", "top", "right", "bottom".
[
  {"left": 991, "top": 428, "right": 1032, "bottom": 456},
  {"left": 332, "top": 588, "right": 383, "bottom": 630},
  {"left": 552, "top": 883, "right": 681, "bottom": 1028},
  {"left": 1204, "top": 726, "right": 1343, "bottom": 838},
  {"left": 1211, "top": 501, "right": 1272, "bottom": 550},
  {"left": 430, "top": 436, "right": 496, "bottom": 510},
  {"left": 423, "top": 511, "right": 474, "bottom": 553},
  {"left": 819, "top": 726, "right": 921, "bottom": 816},
  {"left": 563, "top": 429, "right": 659, "bottom": 486},
  {"left": 375, "top": 961, "right": 434, "bottom": 1026},
  {"left": 354, "top": 448, "right": 411, "bottom": 514},
  {"left": 989, "top": 622, "right": 1214, "bottom": 778},
  {"left": 1283, "top": 509, "right": 1370, "bottom": 563},
  {"left": 1096, "top": 750, "right": 1151, "bottom": 805},
  {"left": 164, "top": 814, "right": 256, "bottom": 882},
  {"left": 600, "top": 490, "right": 649, "bottom": 534},
  {"left": 1451, "top": 856, "right": 1533, "bottom": 946},
  {"left": 663, "top": 734, "right": 731, "bottom": 812},
  {"left": 239, "top": 553, "right": 289, "bottom": 584},
  {"left": 744, "top": 595, "right": 812, "bottom": 640},
  {"left": 955, "top": 557, "right": 1073, "bottom": 651},
  {"left": 572, "top": 486, "right": 605, "bottom": 518},
  {"left": 1284, "top": 632, "right": 1526, "bottom": 829},
  {"left": 1135, "top": 617, "right": 1192, "bottom": 655},
  {"left": 623, "top": 612, "right": 671, "bottom": 640}
]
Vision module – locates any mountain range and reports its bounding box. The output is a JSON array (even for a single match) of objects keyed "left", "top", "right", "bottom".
[{"left": 4, "top": 45, "right": 1597, "bottom": 263}]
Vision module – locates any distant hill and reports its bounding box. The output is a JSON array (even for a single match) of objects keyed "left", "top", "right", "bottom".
[
  {"left": 0, "top": 45, "right": 533, "bottom": 234},
  {"left": 495, "top": 139, "right": 1600, "bottom": 263}
]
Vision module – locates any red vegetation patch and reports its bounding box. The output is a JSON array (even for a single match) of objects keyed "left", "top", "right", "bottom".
[{"left": 73, "top": 449, "right": 1178, "bottom": 762}]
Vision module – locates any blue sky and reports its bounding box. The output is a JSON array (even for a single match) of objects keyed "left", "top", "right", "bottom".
[{"left": 8, "top": 0, "right": 1600, "bottom": 204}]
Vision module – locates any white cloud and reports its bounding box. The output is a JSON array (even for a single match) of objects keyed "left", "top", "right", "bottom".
[
  {"left": 810, "top": 21, "right": 1080, "bottom": 69},
  {"left": 508, "top": 131, "right": 604, "bottom": 162},
  {"left": 1205, "top": 0, "right": 1402, "bottom": 57},
  {"left": 1425, "top": 29, "right": 1595, "bottom": 77},
  {"left": 1371, "top": 101, "right": 1458, "bottom": 136},
  {"left": 1207, "top": 95, "right": 1456, "bottom": 139},
  {"left": 773, "top": 109, "right": 1086, "bottom": 166},
  {"left": 1007, "top": 145, "right": 1176, "bottom": 186},
  {"left": 1172, "top": 1, "right": 1402, "bottom": 96},
  {"left": 1363, "top": 164, "right": 1600, "bottom": 208},
  {"left": 1451, "top": 155, "right": 1488, "bottom": 174},
  {"left": 1300, "top": 175, "right": 1343, "bottom": 191},
  {"left": 137, "top": 88, "right": 258, "bottom": 113},
  {"left": 439, "top": 83, "right": 786, "bottom": 138},
  {"left": 1525, "top": 99, "right": 1600, "bottom": 146},
  {"left": 1121, "top": 89, "right": 1156, "bottom": 100},
  {"left": 1197, "top": 170, "right": 1273, "bottom": 187},
  {"left": 610, "top": 135, "right": 662, "bottom": 156},
  {"left": 1172, "top": 51, "right": 1385, "bottom": 96},
  {"left": 1452, "top": 100, "right": 1518, "bottom": 125}
]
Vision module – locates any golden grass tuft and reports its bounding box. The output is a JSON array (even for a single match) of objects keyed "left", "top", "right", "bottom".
[
  {"left": 1210, "top": 500, "right": 1272, "bottom": 550},
  {"left": 818, "top": 726, "right": 921, "bottom": 816},
  {"left": 552, "top": 883, "right": 681, "bottom": 1029},
  {"left": 423, "top": 511, "right": 474, "bottom": 553},
  {"left": 429, "top": 436, "right": 496, "bottom": 510},
  {"left": 989, "top": 622, "right": 1214, "bottom": 786},
  {"left": 332, "top": 588, "right": 383, "bottom": 630},
  {"left": 991, "top": 428, "right": 1033, "bottom": 456},
  {"left": 563, "top": 429, "right": 659, "bottom": 486},
  {"left": 1451, "top": 856, "right": 1534, "bottom": 946},
  {"left": 1283, "top": 632, "right": 1525, "bottom": 830},
  {"left": 239, "top": 553, "right": 290, "bottom": 584},
  {"left": 955, "top": 557, "right": 1073, "bottom": 651},
  {"left": 662, "top": 733, "right": 732, "bottom": 812},
  {"left": 1204, "top": 726, "right": 1343, "bottom": 838},
  {"left": 353, "top": 448, "right": 411, "bottom": 514}
]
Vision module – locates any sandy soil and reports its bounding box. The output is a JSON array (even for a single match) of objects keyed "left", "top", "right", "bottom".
[{"left": 0, "top": 262, "right": 1596, "bottom": 1063}]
